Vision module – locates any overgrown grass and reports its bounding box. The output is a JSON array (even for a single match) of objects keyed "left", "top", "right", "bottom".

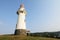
[{"left": 0, "top": 35, "right": 60, "bottom": 40}]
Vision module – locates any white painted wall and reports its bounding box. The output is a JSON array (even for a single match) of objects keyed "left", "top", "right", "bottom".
[{"left": 16, "top": 7, "right": 26, "bottom": 29}]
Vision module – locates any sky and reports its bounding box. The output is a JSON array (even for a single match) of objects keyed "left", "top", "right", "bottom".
[{"left": 0, "top": 0, "right": 60, "bottom": 34}]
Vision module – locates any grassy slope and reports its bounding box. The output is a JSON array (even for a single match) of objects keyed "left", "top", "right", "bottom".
[{"left": 0, "top": 35, "right": 60, "bottom": 40}]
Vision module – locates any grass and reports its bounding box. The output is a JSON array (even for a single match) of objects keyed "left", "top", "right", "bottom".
[{"left": 0, "top": 35, "right": 60, "bottom": 40}]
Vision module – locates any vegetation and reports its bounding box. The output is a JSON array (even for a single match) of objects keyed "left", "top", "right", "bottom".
[
  {"left": 29, "top": 31, "right": 60, "bottom": 38},
  {"left": 0, "top": 35, "right": 60, "bottom": 40}
]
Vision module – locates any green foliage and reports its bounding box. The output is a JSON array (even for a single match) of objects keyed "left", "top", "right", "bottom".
[
  {"left": 0, "top": 35, "right": 60, "bottom": 40},
  {"left": 29, "top": 32, "right": 60, "bottom": 38}
]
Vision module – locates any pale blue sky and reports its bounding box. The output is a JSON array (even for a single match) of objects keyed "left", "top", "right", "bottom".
[{"left": 0, "top": 0, "right": 60, "bottom": 34}]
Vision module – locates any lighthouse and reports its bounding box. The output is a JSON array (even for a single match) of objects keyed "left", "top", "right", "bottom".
[{"left": 14, "top": 4, "right": 27, "bottom": 36}]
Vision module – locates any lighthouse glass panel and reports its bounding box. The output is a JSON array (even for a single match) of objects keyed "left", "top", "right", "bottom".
[{"left": 20, "top": 11, "right": 23, "bottom": 13}]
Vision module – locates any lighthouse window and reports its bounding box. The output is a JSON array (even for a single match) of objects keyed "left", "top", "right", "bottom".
[
  {"left": 20, "top": 11, "right": 23, "bottom": 13},
  {"left": 24, "top": 20, "right": 26, "bottom": 22}
]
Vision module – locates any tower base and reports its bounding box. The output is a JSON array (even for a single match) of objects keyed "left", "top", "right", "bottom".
[{"left": 14, "top": 29, "right": 27, "bottom": 36}]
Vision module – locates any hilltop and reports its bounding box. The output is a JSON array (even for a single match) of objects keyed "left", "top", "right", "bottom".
[{"left": 0, "top": 35, "right": 60, "bottom": 40}]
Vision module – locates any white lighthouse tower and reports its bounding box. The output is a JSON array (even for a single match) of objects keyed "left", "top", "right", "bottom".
[{"left": 14, "top": 4, "right": 27, "bottom": 35}]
